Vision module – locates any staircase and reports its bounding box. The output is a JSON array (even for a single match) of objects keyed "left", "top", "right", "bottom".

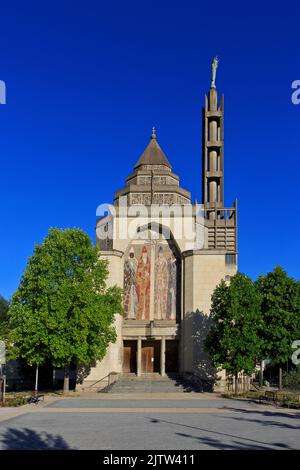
[{"left": 101, "top": 373, "right": 202, "bottom": 393}]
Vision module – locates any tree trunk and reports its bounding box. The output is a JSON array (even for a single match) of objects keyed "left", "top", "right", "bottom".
[
  {"left": 63, "top": 365, "right": 70, "bottom": 394},
  {"left": 279, "top": 366, "right": 282, "bottom": 390},
  {"left": 235, "top": 372, "right": 238, "bottom": 395},
  {"left": 260, "top": 360, "right": 264, "bottom": 387},
  {"left": 0, "top": 366, "right": 3, "bottom": 404},
  {"left": 35, "top": 365, "right": 39, "bottom": 395}
]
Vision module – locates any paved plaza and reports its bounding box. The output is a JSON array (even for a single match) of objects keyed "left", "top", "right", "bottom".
[{"left": 0, "top": 394, "right": 299, "bottom": 450}]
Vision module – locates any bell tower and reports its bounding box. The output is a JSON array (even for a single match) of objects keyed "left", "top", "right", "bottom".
[
  {"left": 201, "top": 58, "right": 237, "bottom": 252},
  {"left": 202, "top": 56, "right": 224, "bottom": 219}
]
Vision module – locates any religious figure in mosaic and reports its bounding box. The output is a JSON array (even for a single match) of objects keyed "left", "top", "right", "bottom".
[
  {"left": 136, "top": 245, "right": 151, "bottom": 320},
  {"left": 154, "top": 245, "right": 169, "bottom": 319},
  {"left": 123, "top": 247, "right": 138, "bottom": 319},
  {"left": 167, "top": 253, "right": 177, "bottom": 320}
]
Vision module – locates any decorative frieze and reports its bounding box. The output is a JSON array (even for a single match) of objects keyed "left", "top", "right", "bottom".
[
  {"left": 137, "top": 175, "right": 179, "bottom": 186},
  {"left": 139, "top": 164, "right": 171, "bottom": 171},
  {"left": 129, "top": 192, "right": 190, "bottom": 206}
]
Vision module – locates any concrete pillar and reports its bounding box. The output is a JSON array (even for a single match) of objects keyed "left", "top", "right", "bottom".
[
  {"left": 209, "top": 88, "right": 217, "bottom": 111},
  {"left": 137, "top": 337, "right": 142, "bottom": 377},
  {"left": 209, "top": 120, "right": 217, "bottom": 141},
  {"left": 209, "top": 180, "right": 217, "bottom": 203},
  {"left": 209, "top": 150, "right": 217, "bottom": 171},
  {"left": 160, "top": 337, "right": 166, "bottom": 376}
]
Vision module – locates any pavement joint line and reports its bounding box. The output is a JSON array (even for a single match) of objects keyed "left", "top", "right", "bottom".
[
  {"left": 18, "top": 407, "right": 234, "bottom": 414},
  {"left": 9, "top": 406, "right": 299, "bottom": 414},
  {"left": 1, "top": 397, "right": 299, "bottom": 424},
  {"left": 68, "top": 394, "right": 222, "bottom": 400}
]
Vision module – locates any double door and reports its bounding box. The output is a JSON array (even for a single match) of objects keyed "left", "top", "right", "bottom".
[{"left": 141, "top": 340, "right": 160, "bottom": 373}]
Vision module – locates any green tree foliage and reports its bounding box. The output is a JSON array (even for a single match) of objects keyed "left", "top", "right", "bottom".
[
  {"left": 283, "top": 366, "right": 300, "bottom": 391},
  {"left": 8, "top": 227, "right": 122, "bottom": 391},
  {"left": 205, "top": 273, "right": 262, "bottom": 393},
  {"left": 256, "top": 266, "right": 300, "bottom": 388},
  {"left": 0, "top": 295, "right": 9, "bottom": 338}
]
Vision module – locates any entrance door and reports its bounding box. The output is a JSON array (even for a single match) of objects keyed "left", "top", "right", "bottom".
[
  {"left": 123, "top": 340, "right": 137, "bottom": 373},
  {"left": 142, "top": 346, "right": 153, "bottom": 373},
  {"left": 141, "top": 340, "right": 160, "bottom": 373},
  {"left": 165, "top": 340, "right": 179, "bottom": 373}
]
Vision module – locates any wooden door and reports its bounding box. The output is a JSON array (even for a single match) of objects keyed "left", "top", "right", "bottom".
[
  {"left": 123, "top": 347, "right": 132, "bottom": 373},
  {"left": 142, "top": 346, "right": 154, "bottom": 373},
  {"left": 141, "top": 341, "right": 160, "bottom": 373},
  {"left": 123, "top": 341, "right": 137, "bottom": 373}
]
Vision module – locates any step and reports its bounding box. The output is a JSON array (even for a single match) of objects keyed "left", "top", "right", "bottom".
[{"left": 101, "top": 374, "right": 201, "bottom": 393}]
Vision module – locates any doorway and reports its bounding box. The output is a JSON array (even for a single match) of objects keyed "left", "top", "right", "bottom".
[
  {"left": 141, "top": 340, "right": 160, "bottom": 373},
  {"left": 123, "top": 340, "right": 137, "bottom": 373},
  {"left": 165, "top": 340, "right": 179, "bottom": 373}
]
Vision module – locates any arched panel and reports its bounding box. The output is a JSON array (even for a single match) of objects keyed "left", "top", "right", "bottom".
[{"left": 123, "top": 225, "right": 181, "bottom": 322}]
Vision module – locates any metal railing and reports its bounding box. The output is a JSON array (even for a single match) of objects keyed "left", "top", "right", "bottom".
[{"left": 88, "top": 371, "right": 119, "bottom": 390}]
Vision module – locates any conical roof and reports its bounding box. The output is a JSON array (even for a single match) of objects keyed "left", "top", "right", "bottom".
[{"left": 134, "top": 128, "right": 172, "bottom": 169}]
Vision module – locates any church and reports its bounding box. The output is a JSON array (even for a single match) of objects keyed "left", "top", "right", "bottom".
[{"left": 80, "top": 61, "right": 238, "bottom": 391}]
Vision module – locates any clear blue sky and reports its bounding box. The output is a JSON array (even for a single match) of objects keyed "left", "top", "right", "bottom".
[{"left": 0, "top": 1, "right": 299, "bottom": 299}]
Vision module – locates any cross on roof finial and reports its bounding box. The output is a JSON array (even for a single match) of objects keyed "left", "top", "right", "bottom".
[{"left": 151, "top": 126, "right": 156, "bottom": 139}]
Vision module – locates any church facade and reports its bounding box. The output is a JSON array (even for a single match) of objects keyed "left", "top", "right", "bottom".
[{"left": 80, "top": 71, "right": 238, "bottom": 391}]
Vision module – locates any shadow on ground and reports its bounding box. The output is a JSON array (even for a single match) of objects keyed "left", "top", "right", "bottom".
[
  {"left": 148, "top": 417, "right": 294, "bottom": 450},
  {"left": 165, "top": 374, "right": 205, "bottom": 393},
  {"left": 221, "top": 406, "right": 300, "bottom": 420},
  {"left": 175, "top": 432, "right": 291, "bottom": 450},
  {"left": 0, "top": 427, "right": 72, "bottom": 450},
  {"left": 218, "top": 406, "right": 300, "bottom": 430}
]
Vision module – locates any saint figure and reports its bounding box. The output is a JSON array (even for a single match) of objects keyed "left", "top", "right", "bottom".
[
  {"left": 154, "top": 245, "right": 169, "bottom": 319},
  {"left": 123, "top": 247, "right": 138, "bottom": 319},
  {"left": 167, "top": 253, "right": 177, "bottom": 320},
  {"left": 136, "top": 246, "right": 151, "bottom": 320}
]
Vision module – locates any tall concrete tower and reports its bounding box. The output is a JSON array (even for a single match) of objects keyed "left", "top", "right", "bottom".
[
  {"left": 201, "top": 58, "right": 238, "bottom": 253},
  {"left": 202, "top": 86, "right": 224, "bottom": 218}
]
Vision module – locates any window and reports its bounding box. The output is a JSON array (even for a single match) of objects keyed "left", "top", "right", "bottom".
[{"left": 225, "top": 254, "right": 236, "bottom": 265}]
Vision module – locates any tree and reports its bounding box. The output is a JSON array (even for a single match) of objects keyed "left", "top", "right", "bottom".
[
  {"left": 0, "top": 295, "right": 9, "bottom": 338},
  {"left": 8, "top": 227, "right": 122, "bottom": 393},
  {"left": 205, "top": 273, "right": 262, "bottom": 394},
  {"left": 256, "top": 266, "right": 300, "bottom": 389}
]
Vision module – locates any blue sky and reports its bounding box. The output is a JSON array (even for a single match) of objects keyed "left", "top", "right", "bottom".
[{"left": 0, "top": 1, "right": 299, "bottom": 299}]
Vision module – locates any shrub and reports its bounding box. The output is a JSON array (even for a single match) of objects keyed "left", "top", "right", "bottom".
[
  {"left": 0, "top": 396, "right": 27, "bottom": 407},
  {"left": 283, "top": 367, "right": 300, "bottom": 391}
]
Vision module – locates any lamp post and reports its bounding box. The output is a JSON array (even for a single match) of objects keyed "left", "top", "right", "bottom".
[{"left": 0, "top": 341, "right": 6, "bottom": 403}]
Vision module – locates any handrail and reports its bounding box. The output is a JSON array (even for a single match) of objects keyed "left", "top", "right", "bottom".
[{"left": 88, "top": 372, "right": 119, "bottom": 389}]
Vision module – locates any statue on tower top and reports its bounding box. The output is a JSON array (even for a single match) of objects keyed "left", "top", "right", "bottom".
[{"left": 210, "top": 56, "right": 219, "bottom": 89}]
